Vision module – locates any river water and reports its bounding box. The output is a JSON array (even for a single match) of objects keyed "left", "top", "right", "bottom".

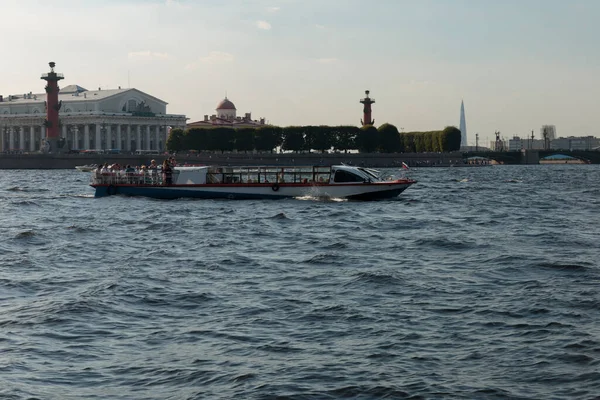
[{"left": 1, "top": 165, "right": 599, "bottom": 399}]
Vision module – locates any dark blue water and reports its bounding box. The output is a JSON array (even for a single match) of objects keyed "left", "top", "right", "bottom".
[{"left": 1, "top": 165, "right": 599, "bottom": 399}]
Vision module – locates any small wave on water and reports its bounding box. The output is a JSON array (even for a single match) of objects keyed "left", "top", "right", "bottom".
[
  {"left": 6, "top": 186, "right": 49, "bottom": 193},
  {"left": 346, "top": 271, "right": 403, "bottom": 286},
  {"left": 322, "top": 241, "right": 348, "bottom": 250},
  {"left": 413, "top": 237, "right": 476, "bottom": 250},
  {"left": 270, "top": 212, "right": 289, "bottom": 219},
  {"left": 14, "top": 230, "right": 36, "bottom": 239},
  {"left": 534, "top": 262, "right": 590, "bottom": 272},
  {"left": 10, "top": 200, "right": 39, "bottom": 206},
  {"left": 317, "top": 384, "right": 412, "bottom": 399},
  {"left": 66, "top": 225, "right": 99, "bottom": 234},
  {"left": 303, "top": 252, "right": 346, "bottom": 265}
]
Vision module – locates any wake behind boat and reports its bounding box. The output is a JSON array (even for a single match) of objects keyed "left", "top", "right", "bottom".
[
  {"left": 90, "top": 165, "right": 416, "bottom": 200},
  {"left": 75, "top": 164, "right": 98, "bottom": 172}
]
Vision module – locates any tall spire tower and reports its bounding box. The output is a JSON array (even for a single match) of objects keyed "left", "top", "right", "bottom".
[
  {"left": 459, "top": 100, "right": 467, "bottom": 147},
  {"left": 41, "top": 62, "right": 64, "bottom": 153},
  {"left": 360, "top": 90, "right": 375, "bottom": 126}
]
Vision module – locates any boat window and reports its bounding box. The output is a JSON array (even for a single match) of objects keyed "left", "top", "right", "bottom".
[
  {"left": 358, "top": 168, "right": 379, "bottom": 179},
  {"left": 333, "top": 170, "right": 364, "bottom": 183}
]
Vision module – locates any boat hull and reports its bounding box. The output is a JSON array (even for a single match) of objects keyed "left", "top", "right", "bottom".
[{"left": 92, "top": 181, "right": 414, "bottom": 200}]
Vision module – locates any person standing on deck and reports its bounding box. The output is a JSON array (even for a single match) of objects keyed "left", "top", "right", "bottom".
[
  {"left": 148, "top": 159, "right": 158, "bottom": 184},
  {"left": 162, "top": 159, "right": 173, "bottom": 186}
]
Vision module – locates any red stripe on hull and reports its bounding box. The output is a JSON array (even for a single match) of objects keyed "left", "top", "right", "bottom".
[{"left": 91, "top": 180, "right": 416, "bottom": 189}]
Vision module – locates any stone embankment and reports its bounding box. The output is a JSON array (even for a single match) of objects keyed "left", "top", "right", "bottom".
[{"left": 0, "top": 152, "right": 464, "bottom": 169}]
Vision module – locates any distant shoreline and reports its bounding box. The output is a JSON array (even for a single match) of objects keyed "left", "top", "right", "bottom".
[
  {"left": 0, "top": 152, "right": 465, "bottom": 169},
  {"left": 2, "top": 150, "right": 598, "bottom": 169}
]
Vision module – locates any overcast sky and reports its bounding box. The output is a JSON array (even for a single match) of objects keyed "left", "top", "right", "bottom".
[{"left": 1, "top": 0, "right": 599, "bottom": 145}]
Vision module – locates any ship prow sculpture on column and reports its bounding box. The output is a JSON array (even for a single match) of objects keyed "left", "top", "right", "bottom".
[{"left": 40, "top": 62, "right": 65, "bottom": 153}]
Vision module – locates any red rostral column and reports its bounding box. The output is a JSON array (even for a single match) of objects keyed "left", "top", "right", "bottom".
[
  {"left": 40, "top": 62, "right": 64, "bottom": 152},
  {"left": 360, "top": 90, "right": 375, "bottom": 126}
]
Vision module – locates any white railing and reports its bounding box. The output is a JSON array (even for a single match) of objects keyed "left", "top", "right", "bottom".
[{"left": 90, "top": 170, "right": 171, "bottom": 186}]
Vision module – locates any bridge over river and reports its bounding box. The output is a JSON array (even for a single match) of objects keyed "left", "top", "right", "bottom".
[{"left": 464, "top": 150, "right": 600, "bottom": 164}]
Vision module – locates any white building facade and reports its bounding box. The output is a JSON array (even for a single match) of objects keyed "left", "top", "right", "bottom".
[
  {"left": 506, "top": 134, "right": 599, "bottom": 151},
  {"left": 508, "top": 136, "right": 546, "bottom": 151},
  {"left": 551, "top": 136, "right": 600, "bottom": 151},
  {"left": 0, "top": 85, "right": 186, "bottom": 153}
]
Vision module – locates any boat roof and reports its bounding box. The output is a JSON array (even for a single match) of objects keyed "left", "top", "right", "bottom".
[
  {"left": 175, "top": 166, "right": 210, "bottom": 171},
  {"left": 174, "top": 165, "right": 372, "bottom": 175},
  {"left": 176, "top": 165, "right": 357, "bottom": 170}
]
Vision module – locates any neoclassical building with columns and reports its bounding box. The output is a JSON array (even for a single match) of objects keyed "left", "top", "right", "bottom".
[{"left": 0, "top": 84, "right": 187, "bottom": 153}]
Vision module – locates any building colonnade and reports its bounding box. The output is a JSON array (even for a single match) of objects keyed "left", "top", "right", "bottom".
[{"left": 0, "top": 116, "right": 185, "bottom": 153}]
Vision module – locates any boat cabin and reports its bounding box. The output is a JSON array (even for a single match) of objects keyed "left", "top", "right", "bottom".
[
  {"left": 176, "top": 165, "right": 382, "bottom": 185},
  {"left": 91, "top": 165, "right": 383, "bottom": 186}
]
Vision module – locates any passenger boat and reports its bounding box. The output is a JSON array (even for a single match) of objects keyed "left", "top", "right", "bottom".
[
  {"left": 75, "top": 164, "right": 98, "bottom": 172},
  {"left": 90, "top": 165, "right": 416, "bottom": 200}
]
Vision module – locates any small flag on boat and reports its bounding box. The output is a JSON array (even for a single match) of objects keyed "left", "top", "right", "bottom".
[{"left": 402, "top": 162, "right": 409, "bottom": 170}]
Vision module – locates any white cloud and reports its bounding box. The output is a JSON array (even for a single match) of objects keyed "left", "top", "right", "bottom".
[
  {"left": 315, "top": 24, "right": 326, "bottom": 29},
  {"left": 128, "top": 51, "right": 171, "bottom": 60},
  {"left": 256, "top": 20, "right": 272, "bottom": 30},
  {"left": 185, "top": 51, "right": 235, "bottom": 70},
  {"left": 266, "top": 6, "right": 280, "bottom": 13},
  {"left": 316, "top": 58, "right": 338, "bottom": 64}
]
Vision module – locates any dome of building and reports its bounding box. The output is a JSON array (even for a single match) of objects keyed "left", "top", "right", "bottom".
[{"left": 216, "top": 98, "right": 236, "bottom": 110}]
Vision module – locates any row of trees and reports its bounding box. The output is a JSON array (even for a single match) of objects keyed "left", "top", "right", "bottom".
[{"left": 166, "top": 124, "right": 462, "bottom": 153}]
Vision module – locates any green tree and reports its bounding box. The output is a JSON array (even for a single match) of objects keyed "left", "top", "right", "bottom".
[
  {"left": 234, "top": 128, "right": 255, "bottom": 153},
  {"left": 432, "top": 131, "right": 442, "bottom": 152},
  {"left": 443, "top": 126, "right": 462, "bottom": 151},
  {"left": 185, "top": 128, "right": 211, "bottom": 151},
  {"left": 422, "top": 131, "right": 433, "bottom": 152},
  {"left": 254, "top": 126, "right": 282, "bottom": 152},
  {"left": 437, "top": 130, "right": 445, "bottom": 152},
  {"left": 166, "top": 128, "right": 185, "bottom": 152},
  {"left": 356, "top": 125, "right": 379, "bottom": 153},
  {"left": 204, "top": 128, "right": 221, "bottom": 152},
  {"left": 402, "top": 132, "right": 415, "bottom": 153},
  {"left": 212, "top": 127, "right": 235, "bottom": 153},
  {"left": 333, "top": 126, "right": 359, "bottom": 153},
  {"left": 282, "top": 126, "right": 305, "bottom": 152},
  {"left": 414, "top": 132, "right": 425, "bottom": 152},
  {"left": 307, "top": 125, "right": 333, "bottom": 153},
  {"left": 377, "top": 123, "right": 402, "bottom": 153}
]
